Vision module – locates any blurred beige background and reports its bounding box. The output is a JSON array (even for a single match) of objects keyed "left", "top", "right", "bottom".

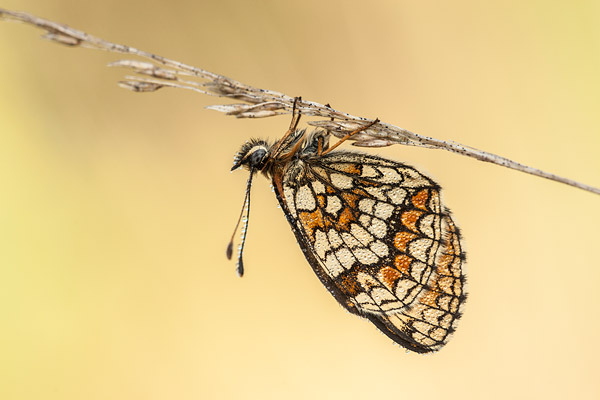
[{"left": 1, "top": 1, "right": 599, "bottom": 399}]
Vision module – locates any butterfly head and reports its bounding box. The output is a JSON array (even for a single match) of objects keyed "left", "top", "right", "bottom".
[{"left": 231, "top": 139, "right": 271, "bottom": 172}]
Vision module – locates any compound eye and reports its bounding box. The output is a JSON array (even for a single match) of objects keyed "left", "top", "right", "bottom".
[
  {"left": 232, "top": 140, "right": 271, "bottom": 171},
  {"left": 232, "top": 145, "right": 269, "bottom": 171},
  {"left": 248, "top": 148, "right": 268, "bottom": 168}
]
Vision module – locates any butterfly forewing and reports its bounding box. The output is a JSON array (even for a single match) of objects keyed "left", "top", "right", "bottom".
[{"left": 272, "top": 151, "right": 466, "bottom": 353}]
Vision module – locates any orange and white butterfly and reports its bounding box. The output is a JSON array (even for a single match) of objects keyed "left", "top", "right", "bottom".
[{"left": 228, "top": 102, "right": 467, "bottom": 353}]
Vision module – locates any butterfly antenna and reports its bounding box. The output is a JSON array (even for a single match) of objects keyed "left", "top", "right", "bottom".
[{"left": 226, "top": 169, "right": 255, "bottom": 277}]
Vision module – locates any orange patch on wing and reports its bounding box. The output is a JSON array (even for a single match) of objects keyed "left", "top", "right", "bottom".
[
  {"left": 380, "top": 266, "right": 402, "bottom": 290},
  {"left": 412, "top": 189, "right": 430, "bottom": 211},
  {"left": 401, "top": 210, "right": 424, "bottom": 232},
  {"left": 352, "top": 188, "right": 370, "bottom": 197},
  {"left": 394, "top": 231, "right": 418, "bottom": 252},
  {"left": 394, "top": 254, "right": 413, "bottom": 275},
  {"left": 338, "top": 163, "right": 362, "bottom": 175},
  {"left": 356, "top": 178, "right": 379, "bottom": 186},
  {"left": 418, "top": 289, "right": 441, "bottom": 308},
  {"left": 298, "top": 209, "right": 327, "bottom": 241},
  {"left": 436, "top": 253, "right": 454, "bottom": 276},
  {"left": 338, "top": 274, "right": 360, "bottom": 296},
  {"left": 337, "top": 207, "right": 355, "bottom": 230},
  {"left": 316, "top": 194, "right": 326, "bottom": 207},
  {"left": 341, "top": 192, "right": 360, "bottom": 208}
]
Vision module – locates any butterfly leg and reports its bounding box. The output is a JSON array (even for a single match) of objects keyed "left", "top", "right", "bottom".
[
  {"left": 271, "top": 96, "right": 303, "bottom": 157},
  {"left": 321, "top": 118, "right": 380, "bottom": 155}
]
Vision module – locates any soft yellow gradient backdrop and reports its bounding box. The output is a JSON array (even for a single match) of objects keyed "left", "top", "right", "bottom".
[{"left": 1, "top": 1, "right": 599, "bottom": 399}]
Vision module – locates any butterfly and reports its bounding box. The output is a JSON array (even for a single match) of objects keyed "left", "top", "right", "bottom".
[{"left": 227, "top": 99, "right": 467, "bottom": 353}]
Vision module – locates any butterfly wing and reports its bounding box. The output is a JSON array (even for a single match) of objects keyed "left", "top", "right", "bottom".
[{"left": 271, "top": 151, "right": 466, "bottom": 353}]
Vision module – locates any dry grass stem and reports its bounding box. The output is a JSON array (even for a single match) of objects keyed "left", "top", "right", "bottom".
[{"left": 1, "top": 8, "right": 598, "bottom": 195}]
